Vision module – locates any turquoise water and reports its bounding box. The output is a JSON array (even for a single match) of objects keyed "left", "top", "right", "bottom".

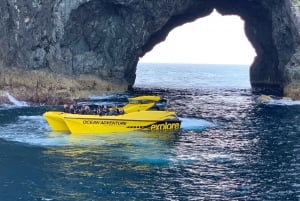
[{"left": 0, "top": 63, "right": 300, "bottom": 200}]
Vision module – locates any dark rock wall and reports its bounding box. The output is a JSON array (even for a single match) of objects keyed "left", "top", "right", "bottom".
[
  {"left": 215, "top": 0, "right": 284, "bottom": 93},
  {"left": 61, "top": 0, "right": 212, "bottom": 87},
  {"left": 0, "top": 0, "right": 300, "bottom": 102}
]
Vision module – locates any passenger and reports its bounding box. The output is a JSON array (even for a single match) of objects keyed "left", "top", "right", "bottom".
[
  {"left": 63, "top": 104, "right": 69, "bottom": 113},
  {"left": 118, "top": 107, "right": 124, "bottom": 115},
  {"left": 109, "top": 106, "right": 118, "bottom": 115},
  {"left": 84, "top": 105, "right": 91, "bottom": 114},
  {"left": 103, "top": 105, "right": 109, "bottom": 115},
  {"left": 97, "top": 105, "right": 101, "bottom": 115},
  {"left": 97, "top": 106, "right": 102, "bottom": 115},
  {"left": 69, "top": 104, "right": 75, "bottom": 114},
  {"left": 79, "top": 105, "right": 86, "bottom": 114},
  {"left": 74, "top": 105, "right": 80, "bottom": 114}
]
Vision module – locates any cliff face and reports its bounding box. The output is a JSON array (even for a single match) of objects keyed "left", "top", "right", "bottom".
[{"left": 0, "top": 0, "right": 300, "bottom": 103}]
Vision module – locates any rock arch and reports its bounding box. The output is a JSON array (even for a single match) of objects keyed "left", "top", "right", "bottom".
[{"left": 0, "top": 0, "right": 300, "bottom": 102}]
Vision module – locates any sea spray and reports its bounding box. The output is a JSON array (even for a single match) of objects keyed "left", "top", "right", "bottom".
[
  {"left": 4, "top": 92, "right": 29, "bottom": 106},
  {"left": 179, "top": 118, "right": 215, "bottom": 131}
]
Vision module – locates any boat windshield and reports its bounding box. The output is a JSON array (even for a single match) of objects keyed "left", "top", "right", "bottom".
[{"left": 154, "top": 99, "right": 167, "bottom": 110}]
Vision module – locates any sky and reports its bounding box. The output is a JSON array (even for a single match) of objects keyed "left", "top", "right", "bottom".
[{"left": 139, "top": 10, "right": 256, "bottom": 65}]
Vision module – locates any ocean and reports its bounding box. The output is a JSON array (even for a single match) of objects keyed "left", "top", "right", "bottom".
[{"left": 0, "top": 63, "right": 300, "bottom": 200}]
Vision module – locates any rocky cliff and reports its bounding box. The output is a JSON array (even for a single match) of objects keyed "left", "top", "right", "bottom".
[{"left": 0, "top": 0, "right": 300, "bottom": 104}]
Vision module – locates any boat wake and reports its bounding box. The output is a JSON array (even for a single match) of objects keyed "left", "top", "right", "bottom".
[
  {"left": 180, "top": 117, "right": 215, "bottom": 131},
  {"left": 0, "top": 114, "right": 216, "bottom": 166},
  {"left": 0, "top": 114, "right": 215, "bottom": 147},
  {"left": 264, "top": 99, "right": 300, "bottom": 106},
  {"left": 0, "top": 115, "right": 66, "bottom": 146}
]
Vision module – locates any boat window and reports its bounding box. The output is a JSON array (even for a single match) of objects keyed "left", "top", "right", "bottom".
[
  {"left": 128, "top": 100, "right": 139, "bottom": 104},
  {"left": 153, "top": 99, "right": 167, "bottom": 110}
]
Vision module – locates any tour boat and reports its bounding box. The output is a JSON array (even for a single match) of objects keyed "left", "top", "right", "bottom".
[{"left": 43, "top": 95, "right": 181, "bottom": 134}]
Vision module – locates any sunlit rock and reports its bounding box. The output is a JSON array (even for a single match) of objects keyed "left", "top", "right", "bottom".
[{"left": 257, "top": 94, "right": 273, "bottom": 103}]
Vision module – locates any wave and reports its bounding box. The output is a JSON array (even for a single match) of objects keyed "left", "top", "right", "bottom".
[
  {"left": 0, "top": 116, "right": 216, "bottom": 146},
  {"left": 257, "top": 95, "right": 300, "bottom": 106},
  {"left": 0, "top": 114, "right": 216, "bottom": 166},
  {"left": 2, "top": 92, "right": 29, "bottom": 107},
  {"left": 180, "top": 117, "right": 215, "bottom": 131},
  {"left": 265, "top": 99, "right": 300, "bottom": 106},
  {"left": 18, "top": 115, "right": 45, "bottom": 120}
]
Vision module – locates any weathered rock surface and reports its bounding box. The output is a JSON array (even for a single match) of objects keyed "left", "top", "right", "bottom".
[{"left": 0, "top": 0, "right": 300, "bottom": 103}]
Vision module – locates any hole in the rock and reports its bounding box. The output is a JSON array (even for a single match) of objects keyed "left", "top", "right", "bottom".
[
  {"left": 136, "top": 10, "right": 257, "bottom": 89},
  {"left": 139, "top": 10, "right": 256, "bottom": 65}
]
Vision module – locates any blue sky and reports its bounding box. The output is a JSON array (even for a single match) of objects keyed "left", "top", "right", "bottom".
[{"left": 139, "top": 10, "right": 256, "bottom": 65}]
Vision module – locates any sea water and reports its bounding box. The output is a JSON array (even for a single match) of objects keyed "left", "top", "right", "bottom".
[{"left": 0, "top": 63, "right": 300, "bottom": 200}]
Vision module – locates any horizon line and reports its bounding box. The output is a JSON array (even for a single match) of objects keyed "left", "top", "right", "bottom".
[{"left": 138, "top": 61, "right": 251, "bottom": 66}]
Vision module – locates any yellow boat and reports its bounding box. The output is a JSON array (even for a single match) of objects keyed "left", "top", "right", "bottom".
[{"left": 43, "top": 95, "right": 181, "bottom": 134}]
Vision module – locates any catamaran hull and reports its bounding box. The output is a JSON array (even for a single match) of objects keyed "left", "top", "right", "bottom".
[
  {"left": 43, "top": 111, "right": 69, "bottom": 132},
  {"left": 64, "top": 118, "right": 181, "bottom": 134},
  {"left": 43, "top": 111, "right": 181, "bottom": 134}
]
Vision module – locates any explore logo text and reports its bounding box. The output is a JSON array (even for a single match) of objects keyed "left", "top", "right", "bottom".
[{"left": 150, "top": 122, "right": 180, "bottom": 130}]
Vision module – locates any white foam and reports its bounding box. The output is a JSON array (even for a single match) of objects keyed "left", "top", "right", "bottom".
[
  {"left": 264, "top": 99, "right": 300, "bottom": 106},
  {"left": 4, "top": 92, "right": 28, "bottom": 107},
  {"left": 180, "top": 117, "right": 215, "bottom": 131},
  {"left": 0, "top": 115, "right": 215, "bottom": 147},
  {"left": 18, "top": 115, "right": 44, "bottom": 120}
]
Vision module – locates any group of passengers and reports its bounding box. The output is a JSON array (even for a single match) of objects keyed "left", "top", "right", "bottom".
[{"left": 63, "top": 104, "right": 124, "bottom": 116}]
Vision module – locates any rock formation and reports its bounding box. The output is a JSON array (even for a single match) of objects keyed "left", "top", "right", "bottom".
[{"left": 0, "top": 0, "right": 300, "bottom": 103}]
